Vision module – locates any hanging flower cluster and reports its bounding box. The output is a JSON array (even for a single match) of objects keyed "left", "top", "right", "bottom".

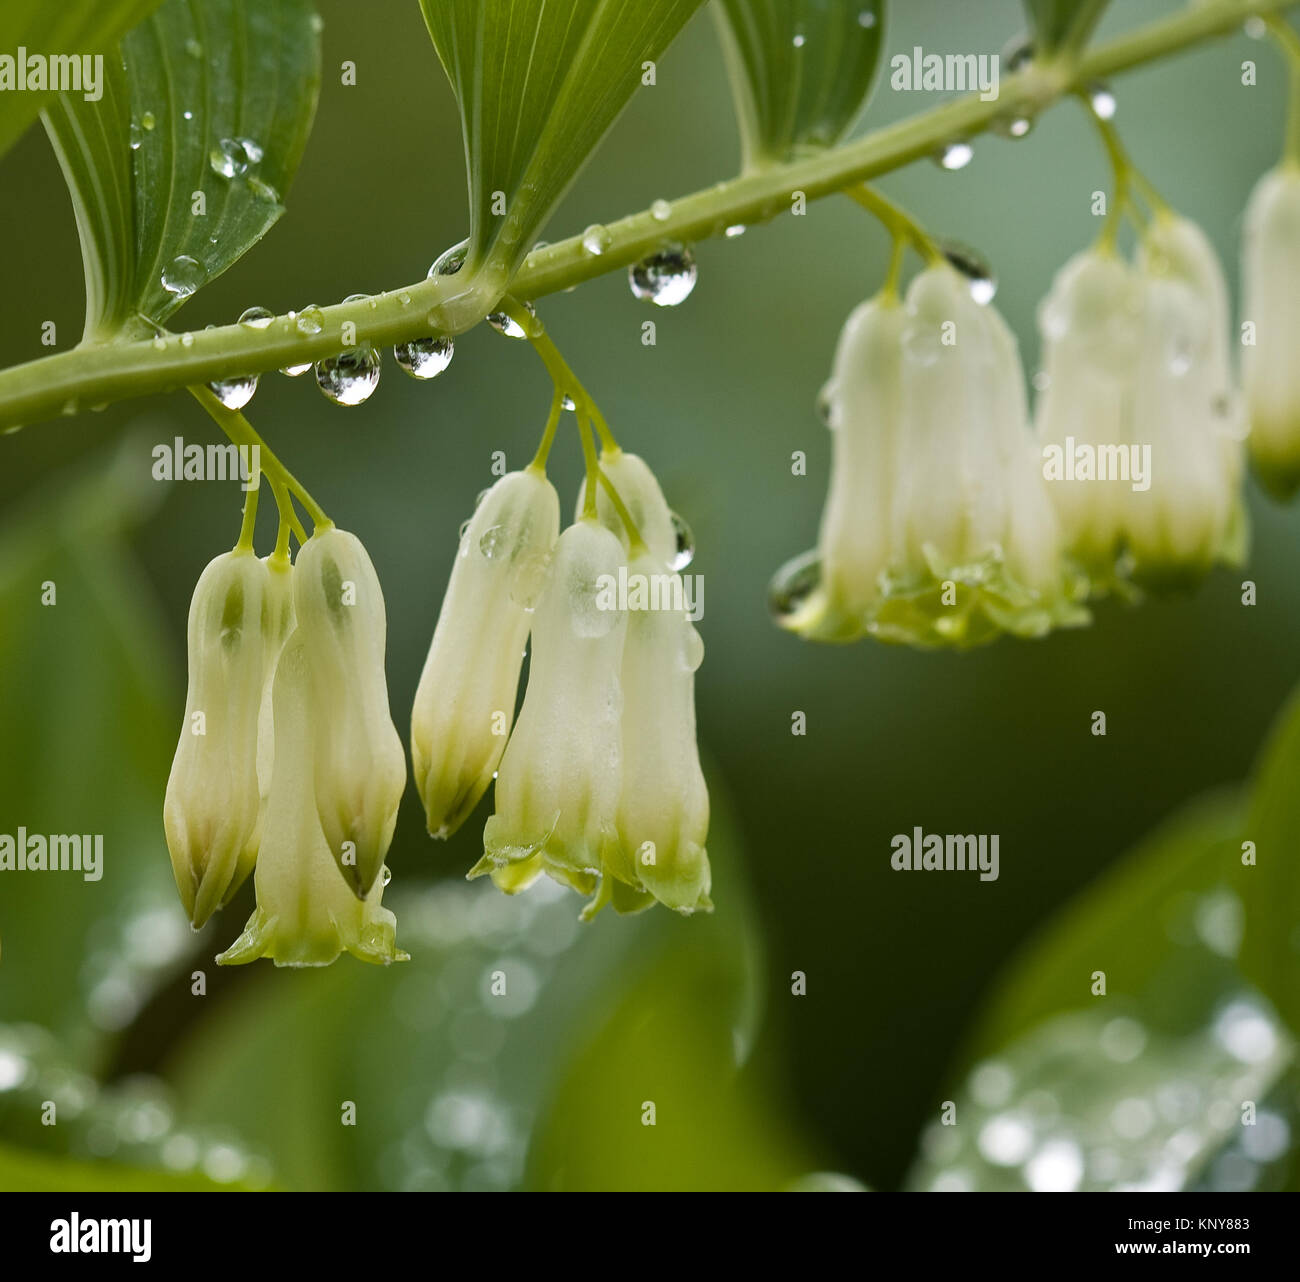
[
  {"left": 773, "top": 96, "right": 1283, "bottom": 649},
  {"left": 413, "top": 449, "right": 711, "bottom": 921},
  {"left": 165, "top": 526, "right": 408, "bottom": 967}
]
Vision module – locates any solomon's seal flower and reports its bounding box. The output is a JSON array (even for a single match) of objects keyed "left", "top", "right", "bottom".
[
  {"left": 218, "top": 632, "right": 406, "bottom": 968},
  {"left": 293, "top": 527, "right": 407, "bottom": 898},
  {"left": 1242, "top": 164, "right": 1300, "bottom": 499},
  {"left": 603, "top": 542, "right": 712, "bottom": 917},
  {"left": 1124, "top": 214, "right": 1246, "bottom": 585},
  {"left": 775, "top": 263, "right": 1087, "bottom": 648},
  {"left": 164, "top": 549, "right": 280, "bottom": 929},
  {"left": 411, "top": 467, "right": 559, "bottom": 838},
  {"left": 579, "top": 448, "right": 678, "bottom": 568},
  {"left": 474, "top": 518, "right": 628, "bottom": 905}
]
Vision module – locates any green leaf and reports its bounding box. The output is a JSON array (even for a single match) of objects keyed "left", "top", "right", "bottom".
[
  {"left": 1021, "top": 0, "right": 1111, "bottom": 58},
  {"left": 960, "top": 790, "right": 1246, "bottom": 1064},
  {"left": 712, "top": 0, "right": 886, "bottom": 171},
  {"left": 42, "top": 0, "right": 322, "bottom": 340},
  {"left": 0, "top": 1142, "right": 232, "bottom": 1192},
  {"left": 0, "top": 0, "right": 164, "bottom": 163},
  {"left": 1240, "top": 685, "right": 1300, "bottom": 1038},
  {"left": 419, "top": 0, "right": 707, "bottom": 288}
]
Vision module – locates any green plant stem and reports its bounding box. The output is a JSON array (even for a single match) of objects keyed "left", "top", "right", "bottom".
[
  {"left": 845, "top": 184, "right": 944, "bottom": 264},
  {"left": 189, "top": 385, "right": 327, "bottom": 535},
  {"left": 235, "top": 462, "right": 260, "bottom": 552},
  {"left": 0, "top": 0, "right": 1295, "bottom": 433}
]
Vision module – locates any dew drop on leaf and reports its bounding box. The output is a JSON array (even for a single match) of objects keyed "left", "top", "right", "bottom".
[
  {"left": 208, "top": 374, "right": 259, "bottom": 411},
  {"left": 629, "top": 244, "right": 697, "bottom": 307},
  {"left": 858, "top": 9, "right": 877, "bottom": 27},
  {"left": 394, "top": 335, "right": 454, "bottom": 380},
  {"left": 209, "top": 139, "right": 248, "bottom": 178},
  {"left": 161, "top": 255, "right": 206, "bottom": 299},
  {"left": 141, "top": 111, "right": 155, "bottom": 131},
  {"left": 315, "top": 347, "right": 381, "bottom": 405}
]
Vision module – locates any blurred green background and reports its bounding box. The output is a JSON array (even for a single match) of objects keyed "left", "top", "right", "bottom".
[{"left": 1, "top": 0, "right": 1298, "bottom": 1191}]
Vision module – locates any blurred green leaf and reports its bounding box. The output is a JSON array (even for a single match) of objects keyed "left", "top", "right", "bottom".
[
  {"left": 1021, "top": 0, "right": 1110, "bottom": 57},
  {"left": 1240, "top": 685, "right": 1300, "bottom": 1039},
  {"left": 42, "top": 0, "right": 322, "bottom": 339},
  {"left": 960, "top": 790, "right": 1246, "bottom": 1064},
  {"left": 0, "top": 0, "right": 163, "bottom": 163},
  {"left": 0, "top": 441, "right": 180, "bottom": 1056},
  {"left": 419, "top": 0, "right": 706, "bottom": 287},
  {"left": 0, "top": 1141, "right": 229, "bottom": 1191},
  {"left": 713, "top": 0, "right": 885, "bottom": 170}
]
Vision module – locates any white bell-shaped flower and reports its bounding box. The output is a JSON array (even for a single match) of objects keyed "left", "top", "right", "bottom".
[
  {"left": 164, "top": 550, "right": 277, "bottom": 929},
  {"left": 1035, "top": 248, "right": 1145, "bottom": 575},
  {"left": 218, "top": 632, "right": 405, "bottom": 967},
  {"left": 411, "top": 468, "right": 559, "bottom": 838},
  {"left": 605, "top": 544, "right": 711, "bottom": 916},
  {"left": 1125, "top": 215, "right": 1246, "bottom": 582},
  {"left": 475, "top": 518, "right": 627, "bottom": 903},
  {"left": 293, "top": 527, "right": 406, "bottom": 898},
  {"left": 1242, "top": 165, "right": 1300, "bottom": 498}
]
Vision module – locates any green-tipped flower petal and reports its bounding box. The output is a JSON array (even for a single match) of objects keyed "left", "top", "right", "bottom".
[
  {"left": 164, "top": 550, "right": 278, "bottom": 929},
  {"left": 293, "top": 528, "right": 406, "bottom": 898},
  {"left": 412, "top": 469, "right": 559, "bottom": 838},
  {"left": 476, "top": 519, "right": 627, "bottom": 904},
  {"left": 218, "top": 632, "right": 406, "bottom": 968}
]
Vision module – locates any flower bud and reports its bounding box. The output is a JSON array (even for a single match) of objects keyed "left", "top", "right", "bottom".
[
  {"left": 217, "top": 632, "right": 406, "bottom": 967},
  {"left": 474, "top": 519, "right": 627, "bottom": 903},
  {"left": 1242, "top": 166, "right": 1300, "bottom": 498},
  {"left": 607, "top": 545, "right": 711, "bottom": 916},
  {"left": 293, "top": 527, "right": 406, "bottom": 898},
  {"left": 577, "top": 449, "right": 677, "bottom": 567},
  {"left": 164, "top": 550, "right": 278, "bottom": 929},
  {"left": 411, "top": 469, "right": 559, "bottom": 837}
]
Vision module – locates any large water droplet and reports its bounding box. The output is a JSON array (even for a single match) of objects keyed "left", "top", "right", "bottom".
[
  {"left": 280, "top": 361, "right": 311, "bottom": 378},
  {"left": 394, "top": 335, "right": 454, "bottom": 379},
  {"left": 209, "top": 138, "right": 248, "bottom": 179},
  {"left": 651, "top": 198, "right": 672, "bottom": 222},
  {"left": 295, "top": 305, "right": 324, "bottom": 336},
  {"left": 479, "top": 525, "right": 507, "bottom": 558},
  {"left": 161, "top": 255, "right": 205, "bottom": 299},
  {"left": 669, "top": 512, "right": 695, "bottom": 571},
  {"left": 239, "top": 137, "right": 264, "bottom": 164},
  {"left": 934, "top": 141, "right": 974, "bottom": 171},
  {"left": 428, "top": 240, "right": 468, "bottom": 278},
  {"left": 629, "top": 244, "right": 697, "bottom": 307},
  {"left": 940, "top": 239, "right": 997, "bottom": 305},
  {"left": 486, "top": 300, "right": 536, "bottom": 338},
  {"left": 315, "top": 347, "right": 381, "bottom": 405},
  {"left": 208, "top": 373, "right": 258, "bottom": 411},
  {"left": 768, "top": 551, "right": 822, "bottom": 622},
  {"left": 582, "top": 224, "right": 612, "bottom": 256},
  {"left": 238, "top": 305, "right": 274, "bottom": 330}
]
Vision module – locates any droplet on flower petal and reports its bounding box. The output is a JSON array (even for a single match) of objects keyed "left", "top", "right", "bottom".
[
  {"left": 940, "top": 239, "right": 998, "bottom": 305},
  {"left": 315, "top": 347, "right": 381, "bottom": 405},
  {"left": 768, "top": 551, "right": 822, "bottom": 622},
  {"left": 670, "top": 512, "right": 695, "bottom": 571}
]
